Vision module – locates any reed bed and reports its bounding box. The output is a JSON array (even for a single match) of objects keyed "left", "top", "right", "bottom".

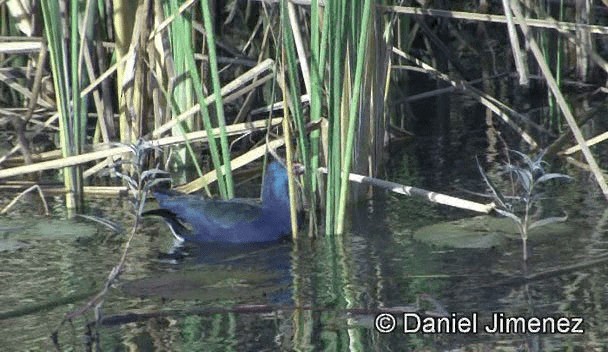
[{"left": 0, "top": 0, "right": 607, "bottom": 234}]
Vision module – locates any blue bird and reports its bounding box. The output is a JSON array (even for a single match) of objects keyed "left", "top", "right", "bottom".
[{"left": 145, "top": 161, "right": 294, "bottom": 243}]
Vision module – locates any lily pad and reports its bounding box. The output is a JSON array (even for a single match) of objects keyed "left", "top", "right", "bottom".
[
  {"left": 27, "top": 219, "right": 98, "bottom": 239},
  {"left": 413, "top": 215, "right": 572, "bottom": 249},
  {"left": 0, "top": 218, "right": 98, "bottom": 240}
]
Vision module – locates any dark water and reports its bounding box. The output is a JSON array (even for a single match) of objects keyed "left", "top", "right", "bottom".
[{"left": 1, "top": 107, "right": 607, "bottom": 351}]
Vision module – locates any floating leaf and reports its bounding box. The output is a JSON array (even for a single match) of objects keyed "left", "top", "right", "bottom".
[
  {"left": 509, "top": 149, "right": 535, "bottom": 170},
  {"left": 28, "top": 219, "right": 99, "bottom": 239},
  {"left": 504, "top": 165, "right": 533, "bottom": 193},
  {"left": 413, "top": 216, "right": 515, "bottom": 249},
  {"left": 413, "top": 215, "right": 574, "bottom": 249},
  {"left": 494, "top": 208, "right": 522, "bottom": 227},
  {"left": 535, "top": 173, "right": 573, "bottom": 185},
  {"left": 0, "top": 218, "right": 98, "bottom": 240},
  {"left": 528, "top": 214, "right": 568, "bottom": 231}
]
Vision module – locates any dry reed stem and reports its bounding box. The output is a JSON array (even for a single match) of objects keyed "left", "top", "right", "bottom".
[
  {"left": 151, "top": 59, "right": 275, "bottom": 137},
  {"left": 0, "top": 108, "right": 58, "bottom": 130},
  {"left": 0, "top": 183, "right": 128, "bottom": 196},
  {"left": 0, "top": 184, "right": 49, "bottom": 215},
  {"left": 0, "top": 70, "right": 53, "bottom": 108},
  {"left": 83, "top": 157, "right": 116, "bottom": 178},
  {"left": 0, "top": 109, "right": 61, "bottom": 166},
  {"left": 0, "top": 41, "right": 41, "bottom": 54},
  {"left": 0, "top": 118, "right": 283, "bottom": 179},
  {"left": 146, "top": 0, "right": 197, "bottom": 42},
  {"left": 22, "top": 41, "right": 48, "bottom": 121},
  {"left": 283, "top": 104, "right": 299, "bottom": 239},
  {"left": 391, "top": 47, "right": 538, "bottom": 149},
  {"left": 287, "top": 1, "right": 311, "bottom": 96},
  {"left": 77, "top": 0, "right": 196, "bottom": 103},
  {"left": 83, "top": 41, "right": 112, "bottom": 143},
  {"left": 564, "top": 156, "right": 594, "bottom": 173},
  {"left": 175, "top": 137, "right": 286, "bottom": 193},
  {"left": 234, "top": 21, "right": 272, "bottom": 124},
  {"left": 318, "top": 167, "right": 495, "bottom": 214},
  {"left": 80, "top": 54, "right": 127, "bottom": 97},
  {"left": 562, "top": 131, "right": 608, "bottom": 155},
  {"left": 509, "top": 3, "right": 608, "bottom": 200},
  {"left": 223, "top": 73, "right": 275, "bottom": 104},
  {"left": 278, "top": 37, "right": 300, "bottom": 239},
  {"left": 251, "top": 94, "right": 310, "bottom": 115},
  {"left": 502, "top": 0, "right": 528, "bottom": 85},
  {"left": 381, "top": 5, "right": 608, "bottom": 35}
]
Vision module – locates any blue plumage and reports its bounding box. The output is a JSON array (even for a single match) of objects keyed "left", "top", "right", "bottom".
[{"left": 148, "top": 161, "right": 293, "bottom": 243}]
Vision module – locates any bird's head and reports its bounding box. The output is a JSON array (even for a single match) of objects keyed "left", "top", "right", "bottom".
[{"left": 262, "top": 161, "right": 289, "bottom": 207}]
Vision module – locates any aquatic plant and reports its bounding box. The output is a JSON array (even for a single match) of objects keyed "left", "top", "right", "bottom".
[
  {"left": 51, "top": 140, "right": 170, "bottom": 348},
  {"left": 477, "top": 150, "right": 572, "bottom": 261},
  {"left": 110, "top": 140, "right": 171, "bottom": 216}
]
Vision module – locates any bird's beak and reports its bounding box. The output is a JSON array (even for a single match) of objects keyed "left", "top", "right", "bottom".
[{"left": 292, "top": 163, "right": 306, "bottom": 176}]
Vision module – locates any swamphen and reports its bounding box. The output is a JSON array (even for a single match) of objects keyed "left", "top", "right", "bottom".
[{"left": 146, "top": 161, "right": 293, "bottom": 243}]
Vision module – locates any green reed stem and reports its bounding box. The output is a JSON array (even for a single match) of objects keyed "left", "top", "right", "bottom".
[
  {"left": 336, "top": 0, "right": 372, "bottom": 234},
  {"left": 200, "top": 0, "right": 234, "bottom": 198},
  {"left": 324, "top": 0, "right": 344, "bottom": 235},
  {"left": 164, "top": 1, "right": 231, "bottom": 199},
  {"left": 157, "top": 2, "right": 204, "bottom": 190},
  {"left": 41, "top": 0, "right": 82, "bottom": 209}
]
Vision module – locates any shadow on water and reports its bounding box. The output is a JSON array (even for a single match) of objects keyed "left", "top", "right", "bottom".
[{"left": 122, "top": 241, "right": 294, "bottom": 304}]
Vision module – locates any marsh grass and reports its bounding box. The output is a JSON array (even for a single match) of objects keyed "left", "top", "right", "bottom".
[{"left": 0, "top": 0, "right": 606, "bottom": 233}]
